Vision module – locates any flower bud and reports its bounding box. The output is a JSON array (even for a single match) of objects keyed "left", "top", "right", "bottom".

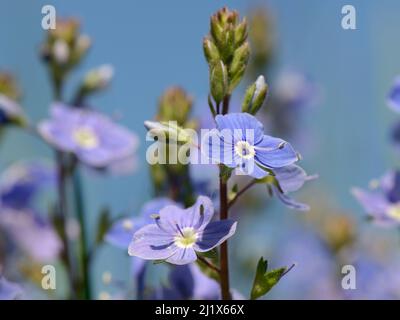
[
  {"left": 144, "top": 121, "right": 192, "bottom": 144},
  {"left": 242, "top": 76, "right": 268, "bottom": 114},
  {"left": 203, "top": 37, "right": 220, "bottom": 65},
  {"left": 208, "top": 7, "right": 247, "bottom": 65},
  {"left": 210, "top": 60, "right": 228, "bottom": 105},
  {"left": 248, "top": 9, "right": 274, "bottom": 73},
  {"left": 229, "top": 42, "right": 250, "bottom": 80},
  {"left": 83, "top": 64, "right": 114, "bottom": 91},
  {"left": 52, "top": 39, "right": 70, "bottom": 64},
  {"left": 0, "top": 72, "right": 20, "bottom": 101},
  {"left": 242, "top": 83, "right": 256, "bottom": 113},
  {"left": 234, "top": 18, "right": 248, "bottom": 48},
  {"left": 157, "top": 87, "right": 192, "bottom": 125}
]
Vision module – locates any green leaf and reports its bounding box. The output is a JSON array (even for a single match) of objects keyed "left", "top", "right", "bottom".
[
  {"left": 95, "top": 207, "right": 112, "bottom": 245},
  {"left": 250, "top": 257, "right": 294, "bottom": 300}
]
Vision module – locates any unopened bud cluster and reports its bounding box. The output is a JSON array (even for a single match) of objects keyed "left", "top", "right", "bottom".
[{"left": 203, "top": 7, "right": 250, "bottom": 105}]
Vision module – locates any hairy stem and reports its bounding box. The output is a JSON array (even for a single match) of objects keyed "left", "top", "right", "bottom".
[
  {"left": 219, "top": 172, "right": 232, "bottom": 300},
  {"left": 222, "top": 95, "right": 231, "bottom": 115}
]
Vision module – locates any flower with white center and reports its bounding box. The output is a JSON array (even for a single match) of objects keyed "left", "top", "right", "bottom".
[
  {"left": 38, "top": 103, "right": 138, "bottom": 169},
  {"left": 205, "top": 113, "right": 298, "bottom": 178},
  {"left": 128, "top": 196, "right": 237, "bottom": 265}
]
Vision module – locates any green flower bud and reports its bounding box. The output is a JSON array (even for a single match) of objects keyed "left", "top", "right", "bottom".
[
  {"left": 248, "top": 9, "right": 274, "bottom": 74},
  {"left": 157, "top": 87, "right": 192, "bottom": 125},
  {"left": 83, "top": 64, "right": 114, "bottom": 91},
  {"left": 228, "top": 65, "right": 246, "bottom": 93},
  {"left": 229, "top": 42, "right": 250, "bottom": 80},
  {"left": 242, "top": 83, "right": 256, "bottom": 113},
  {"left": 210, "top": 60, "right": 228, "bottom": 104},
  {"left": 250, "top": 75, "right": 268, "bottom": 114},
  {"left": 208, "top": 7, "right": 247, "bottom": 65},
  {"left": 203, "top": 37, "right": 220, "bottom": 65},
  {"left": 234, "top": 18, "right": 248, "bottom": 48},
  {"left": 0, "top": 72, "right": 20, "bottom": 101},
  {"left": 144, "top": 121, "right": 193, "bottom": 144}
]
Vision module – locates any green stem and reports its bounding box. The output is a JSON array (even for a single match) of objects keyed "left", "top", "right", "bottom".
[
  {"left": 55, "top": 151, "right": 78, "bottom": 299},
  {"left": 73, "top": 164, "right": 92, "bottom": 300},
  {"left": 228, "top": 179, "right": 257, "bottom": 209}
]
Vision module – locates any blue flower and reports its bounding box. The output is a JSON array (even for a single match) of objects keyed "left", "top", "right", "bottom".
[
  {"left": 352, "top": 170, "right": 400, "bottom": 226},
  {"left": 387, "top": 77, "right": 400, "bottom": 112},
  {"left": 106, "top": 197, "right": 179, "bottom": 298},
  {"left": 128, "top": 196, "right": 237, "bottom": 265},
  {"left": 38, "top": 103, "right": 138, "bottom": 169},
  {"left": 155, "top": 264, "right": 220, "bottom": 300},
  {"left": 0, "top": 162, "right": 62, "bottom": 262},
  {"left": 270, "top": 165, "right": 317, "bottom": 211},
  {"left": 205, "top": 113, "right": 298, "bottom": 178},
  {"left": 106, "top": 197, "right": 179, "bottom": 249},
  {"left": 155, "top": 264, "right": 244, "bottom": 300},
  {"left": 0, "top": 276, "right": 22, "bottom": 300},
  {"left": 0, "top": 208, "right": 62, "bottom": 262},
  {"left": 0, "top": 161, "right": 54, "bottom": 210}
]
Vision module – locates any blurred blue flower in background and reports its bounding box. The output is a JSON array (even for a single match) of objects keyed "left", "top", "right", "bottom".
[
  {"left": 0, "top": 161, "right": 61, "bottom": 262},
  {"left": 387, "top": 76, "right": 400, "bottom": 113},
  {"left": 38, "top": 103, "right": 138, "bottom": 170},
  {"left": 0, "top": 276, "right": 22, "bottom": 300},
  {"left": 352, "top": 171, "right": 400, "bottom": 226}
]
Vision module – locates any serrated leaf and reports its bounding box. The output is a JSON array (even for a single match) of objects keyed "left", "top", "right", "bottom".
[{"left": 250, "top": 257, "right": 294, "bottom": 300}]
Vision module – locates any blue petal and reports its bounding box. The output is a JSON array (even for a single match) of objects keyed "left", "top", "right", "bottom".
[
  {"left": 273, "top": 165, "right": 316, "bottom": 193},
  {"left": 236, "top": 160, "right": 269, "bottom": 179},
  {"left": 351, "top": 187, "right": 395, "bottom": 225},
  {"left": 0, "top": 276, "right": 22, "bottom": 300},
  {"left": 387, "top": 77, "right": 400, "bottom": 113},
  {"left": 105, "top": 217, "right": 143, "bottom": 249},
  {"left": 215, "top": 113, "right": 264, "bottom": 144},
  {"left": 255, "top": 135, "right": 298, "bottom": 168},
  {"left": 202, "top": 128, "right": 235, "bottom": 167},
  {"left": 128, "top": 224, "right": 177, "bottom": 260},
  {"left": 168, "top": 265, "right": 194, "bottom": 299},
  {"left": 166, "top": 247, "right": 197, "bottom": 265},
  {"left": 271, "top": 186, "right": 309, "bottom": 211},
  {"left": 195, "top": 220, "right": 237, "bottom": 252},
  {"left": 157, "top": 196, "right": 214, "bottom": 232}
]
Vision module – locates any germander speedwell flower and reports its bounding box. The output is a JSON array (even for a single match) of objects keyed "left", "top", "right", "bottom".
[
  {"left": 128, "top": 196, "right": 237, "bottom": 265},
  {"left": 205, "top": 112, "right": 298, "bottom": 178},
  {"left": 352, "top": 170, "right": 400, "bottom": 226},
  {"left": 38, "top": 103, "right": 138, "bottom": 168}
]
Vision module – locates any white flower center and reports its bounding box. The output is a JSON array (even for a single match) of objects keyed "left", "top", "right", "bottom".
[
  {"left": 122, "top": 219, "right": 134, "bottom": 231},
  {"left": 387, "top": 203, "right": 400, "bottom": 221},
  {"left": 174, "top": 227, "right": 198, "bottom": 248},
  {"left": 235, "top": 140, "right": 255, "bottom": 159},
  {"left": 73, "top": 127, "right": 99, "bottom": 149}
]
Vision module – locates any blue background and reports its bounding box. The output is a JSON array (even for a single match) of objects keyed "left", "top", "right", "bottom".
[{"left": 1, "top": 0, "right": 400, "bottom": 298}]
